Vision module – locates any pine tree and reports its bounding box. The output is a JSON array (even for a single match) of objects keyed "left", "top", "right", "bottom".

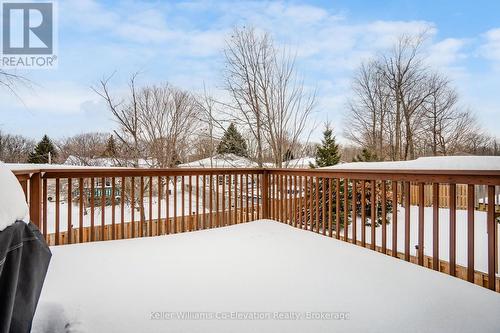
[
  {"left": 102, "top": 135, "right": 118, "bottom": 157},
  {"left": 303, "top": 127, "right": 393, "bottom": 231},
  {"left": 217, "top": 123, "right": 248, "bottom": 157},
  {"left": 312, "top": 124, "right": 341, "bottom": 168},
  {"left": 28, "top": 135, "right": 57, "bottom": 164}
]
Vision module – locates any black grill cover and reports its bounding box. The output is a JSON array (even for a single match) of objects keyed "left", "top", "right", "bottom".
[{"left": 0, "top": 221, "right": 51, "bottom": 333}]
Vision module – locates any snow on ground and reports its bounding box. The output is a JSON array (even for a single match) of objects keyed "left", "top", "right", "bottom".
[
  {"left": 341, "top": 206, "right": 499, "bottom": 275},
  {"left": 44, "top": 191, "right": 207, "bottom": 233},
  {"left": 326, "top": 156, "right": 500, "bottom": 170},
  {"left": 0, "top": 162, "right": 29, "bottom": 230},
  {"left": 32, "top": 220, "right": 500, "bottom": 333}
]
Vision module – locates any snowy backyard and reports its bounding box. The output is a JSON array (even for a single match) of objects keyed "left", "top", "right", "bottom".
[
  {"left": 3, "top": 2, "right": 500, "bottom": 332},
  {"left": 43, "top": 197, "right": 499, "bottom": 275},
  {"left": 42, "top": 190, "right": 207, "bottom": 234},
  {"left": 345, "top": 205, "right": 499, "bottom": 275},
  {"left": 32, "top": 220, "right": 500, "bottom": 333}
]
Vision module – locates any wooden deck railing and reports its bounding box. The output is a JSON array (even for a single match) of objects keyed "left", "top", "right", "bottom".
[{"left": 13, "top": 167, "right": 499, "bottom": 292}]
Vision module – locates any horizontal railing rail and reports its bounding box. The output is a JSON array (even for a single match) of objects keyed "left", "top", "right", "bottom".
[{"left": 13, "top": 167, "right": 499, "bottom": 292}]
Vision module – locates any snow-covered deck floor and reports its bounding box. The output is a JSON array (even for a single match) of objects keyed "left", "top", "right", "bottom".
[{"left": 33, "top": 220, "right": 500, "bottom": 333}]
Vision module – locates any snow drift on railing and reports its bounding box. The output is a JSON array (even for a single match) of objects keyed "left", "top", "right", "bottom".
[{"left": 324, "top": 156, "right": 500, "bottom": 171}]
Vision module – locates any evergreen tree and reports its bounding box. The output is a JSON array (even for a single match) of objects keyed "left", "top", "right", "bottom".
[
  {"left": 302, "top": 129, "right": 393, "bottom": 231},
  {"left": 353, "top": 148, "right": 380, "bottom": 162},
  {"left": 311, "top": 124, "right": 341, "bottom": 168},
  {"left": 217, "top": 123, "right": 248, "bottom": 157},
  {"left": 28, "top": 135, "right": 57, "bottom": 164},
  {"left": 102, "top": 135, "right": 118, "bottom": 157},
  {"left": 304, "top": 179, "right": 393, "bottom": 231}
]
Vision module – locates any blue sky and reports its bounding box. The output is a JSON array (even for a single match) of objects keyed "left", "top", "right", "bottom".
[{"left": 2, "top": 0, "right": 500, "bottom": 143}]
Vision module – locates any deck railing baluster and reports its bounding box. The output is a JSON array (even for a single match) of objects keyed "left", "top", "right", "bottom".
[
  {"left": 336, "top": 179, "right": 340, "bottom": 239},
  {"left": 449, "top": 183, "right": 456, "bottom": 276},
  {"left": 181, "top": 176, "right": 185, "bottom": 232},
  {"left": 381, "top": 181, "right": 387, "bottom": 253},
  {"left": 158, "top": 176, "right": 162, "bottom": 236},
  {"left": 404, "top": 181, "right": 410, "bottom": 261},
  {"left": 345, "top": 179, "right": 350, "bottom": 242},
  {"left": 392, "top": 181, "right": 398, "bottom": 258},
  {"left": 361, "top": 181, "right": 366, "bottom": 247},
  {"left": 79, "top": 178, "right": 84, "bottom": 243},
  {"left": 467, "top": 184, "right": 475, "bottom": 282},
  {"left": 55, "top": 178, "right": 60, "bottom": 245},
  {"left": 432, "top": 183, "right": 439, "bottom": 270}
]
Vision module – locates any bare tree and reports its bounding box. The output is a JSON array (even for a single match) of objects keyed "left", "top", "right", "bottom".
[
  {"left": 136, "top": 84, "right": 200, "bottom": 167},
  {"left": 93, "top": 74, "right": 200, "bottom": 225},
  {"left": 93, "top": 72, "right": 142, "bottom": 166},
  {"left": 346, "top": 33, "right": 486, "bottom": 160},
  {"left": 194, "top": 86, "right": 228, "bottom": 166},
  {"left": 223, "top": 27, "right": 315, "bottom": 167},
  {"left": 378, "top": 33, "right": 436, "bottom": 160},
  {"left": 58, "top": 132, "right": 109, "bottom": 165},
  {"left": 93, "top": 73, "right": 200, "bottom": 167},
  {"left": 0, "top": 70, "right": 30, "bottom": 98},
  {"left": 345, "top": 60, "right": 391, "bottom": 158},
  {"left": 459, "top": 131, "right": 496, "bottom": 155},
  {"left": 0, "top": 131, "right": 35, "bottom": 163},
  {"left": 419, "top": 74, "right": 479, "bottom": 156}
]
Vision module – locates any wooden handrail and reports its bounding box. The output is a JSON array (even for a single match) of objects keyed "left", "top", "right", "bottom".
[{"left": 12, "top": 167, "right": 500, "bottom": 184}]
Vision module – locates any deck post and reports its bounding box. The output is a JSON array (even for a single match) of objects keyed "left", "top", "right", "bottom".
[
  {"left": 261, "top": 170, "right": 269, "bottom": 219},
  {"left": 29, "top": 172, "right": 42, "bottom": 229}
]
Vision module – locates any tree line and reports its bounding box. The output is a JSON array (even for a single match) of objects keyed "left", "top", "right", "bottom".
[{"left": 345, "top": 33, "right": 499, "bottom": 161}]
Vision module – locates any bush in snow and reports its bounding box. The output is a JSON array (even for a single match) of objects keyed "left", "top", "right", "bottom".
[{"left": 302, "top": 179, "right": 393, "bottom": 230}]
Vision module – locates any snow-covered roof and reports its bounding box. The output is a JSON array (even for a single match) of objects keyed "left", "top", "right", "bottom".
[
  {"left": 0, "top": 162, "right": 29, "bottom": 230},
  {"left": 64, "top": 155, "right": 155, "bottom": 168},
  {"left": 179, "top": 154, "right": 258, "bottom": 168},
  {"left": 284, "top": 157, "right": 315, "bottom": 168},
  {"left": 324, "top": 156, "right": 500, "bottom": 171},
  {"left": 5, "top": 163, "right": 125, "bottom": 172}
]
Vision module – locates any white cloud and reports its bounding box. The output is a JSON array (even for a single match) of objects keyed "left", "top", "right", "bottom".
[
  {"left": 364, "top": 20, "right": 436, "bottom": 48},
  {"left": 6, "top": 0, "right": 499, "bottom": 139},
  {"left": 270, "top": 3, "right": 330, "bottom": 24},
  {"left": 427, "top": 38, "right": 467, "bottom": 67},
  {"left": 61, "top": 0, "right": 173, "bottom": 44},
  {"left": 480, "top": 28, "right": 500, "bottom": 65},
  {"left": 17, "top": 82, "right": 97, "bottom": 115},
  {"left": 61, "top": 0, "right": 119, "bottom": 31},
  {"left": 59, "top": 1, "right": 436, "bottom": 69}
]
